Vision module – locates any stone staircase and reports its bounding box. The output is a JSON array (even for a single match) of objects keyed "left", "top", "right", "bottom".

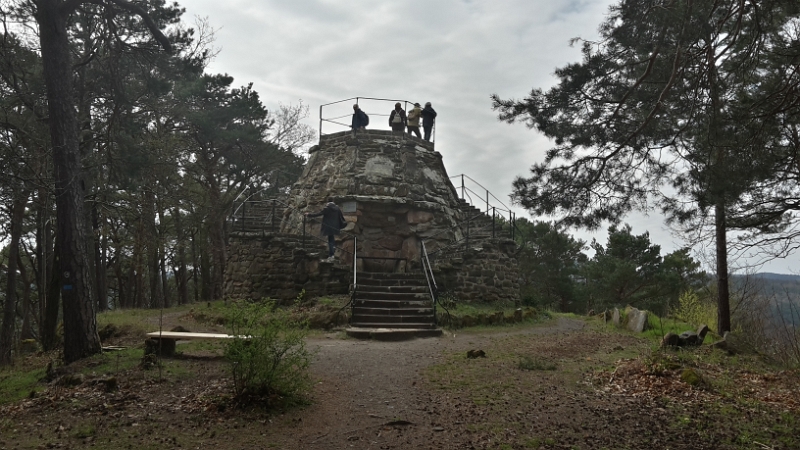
[
  {"left": 229, "top": 200, "right": 287, "bottom": 233},
  {"left": 347, "top": 271, "right": 443, "bottom": 339},
  {"left": 456, "top": 198, "right": 509, "bottom": 240}
]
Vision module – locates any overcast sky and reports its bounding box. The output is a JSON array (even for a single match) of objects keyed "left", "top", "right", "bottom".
[{"left": 183, "top": 0, "right": 796, "bottom": 275}]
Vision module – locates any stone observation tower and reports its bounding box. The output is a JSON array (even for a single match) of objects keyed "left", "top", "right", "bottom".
[
  {"left": 281, "top": 130, "right": 464, "bottom": 271},
  {"left": 224, "top": 100, "right": 520, "bottom": 336}
]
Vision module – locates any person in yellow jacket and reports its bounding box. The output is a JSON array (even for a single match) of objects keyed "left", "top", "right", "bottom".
[{"left": 406, "top": 102, "right": 422, "bottom": 138}]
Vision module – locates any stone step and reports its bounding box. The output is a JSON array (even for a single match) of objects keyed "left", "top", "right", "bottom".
[
  {"left": 353, "top": 285, "right": 428, "bottom": 294},
  {"left": 356, "top": 278, "right": 429, "bottom": 288},
  {"left": 354, "top": 299, "right": 431, "bottom": 308},
  {"left": 349, "top": 321, "right": 437, "bottom": 330},
  {"left": 355, "top": 291, "right": 429, "bottom": 301},
  {"left": 358, "top": 271, "right": 428, "bottom": 280},
  {"left": 352, "top": 307, "right": 434, "bottom": 316},
  {"left": 345, "top": 327, "right": 443, "bottom": 340},
  {"left": 351, "top": 314, "right": 435, "bottom": 325}
]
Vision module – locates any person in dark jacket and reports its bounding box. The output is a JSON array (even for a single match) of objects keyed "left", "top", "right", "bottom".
[
  {"left": 305, "top": 199, "right": 346, "bottom": 260},
  {"left": 421, "top": 102, "right": 437, "bottom": 141},
  {"left": 388, "top": 102, "right": 407, "bottom": 133},
  {"left": 351, "top": 104, "right": 368, "bottom": 134}
]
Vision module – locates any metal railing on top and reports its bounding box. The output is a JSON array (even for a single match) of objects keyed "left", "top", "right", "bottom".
[{"left": 319, "top": 97, "right": 437, "bottom": 142}]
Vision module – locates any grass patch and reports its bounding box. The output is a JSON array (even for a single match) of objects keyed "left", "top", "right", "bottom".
[
  {"left": 640, "top": 314, "right": 700, "bottom": 342},
  {"left": 518, "top": 356, "right": 557, "bottom": 371},
  {"left": 438, "top": 302, "right": 550, "bottom": 330},
  {"left": 76, "top": 347, "right": 143, "bottom": 376},
  {"left": 0, "top": 366, "right": 45, "bottom": 404}
]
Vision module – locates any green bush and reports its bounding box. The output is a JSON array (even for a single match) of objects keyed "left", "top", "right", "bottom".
[
  {"left": 224, "top": 301, "right": 312, "bottom": 404},
  {"left": 674, "top": 290, "right": 717, "bottom": 328}
]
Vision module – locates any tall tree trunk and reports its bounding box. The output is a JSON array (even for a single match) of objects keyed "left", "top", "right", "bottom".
[
  {"left": 715, "top": 201, "right": 731, "bottom": 333},
  {"left": 93, "top": 205, "right": 108, "bottom": 311},
  {"left": 36, "top": 0, "right": 101, "bottom": 363},
  {"left": 144, "top": 189, "right": 162, "bottom": 308},
  {"left": 111, "top": 241, "right": 127, "bottom": 309},
  {"left": 158, "top": 204, "right": 170, "bottom": 308},
  {"left": 132, "top": 216, "right": 145, "bottom": 308},
  {"left": 17, "top": 250, "right": 34, "bottom": 340},
  {"left": 41, "top": 231, "right": 61, "bottom": 351},
  {"left": 191, "top": 228, "right": 200, "bottom": 303},
  {"left": 209, "top": 216, "right": 226, "bottom": 300},
  {"left": 199, "top": 239, "right": 212, "bottom": 302},
  {"left": 707, "top": 37, "right": 731, "bottom": 335},
  {"left": 0, "top": 196, "right": 28, "bottom": 365},
  {"left": 172, "top": 208, "right": 189, "bottom": 305}
]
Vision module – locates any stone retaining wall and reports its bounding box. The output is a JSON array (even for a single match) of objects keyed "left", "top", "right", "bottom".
[
  {"left": 224, "top": 232, "right": 350, "bottom": 302},
  {"left": 432, "top": 239, "right": 521, "bottom": 304}
]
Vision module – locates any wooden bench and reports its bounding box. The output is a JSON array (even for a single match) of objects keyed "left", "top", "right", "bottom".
[{"left": 145, "top": 331, "right": 246, "bottom": 356}]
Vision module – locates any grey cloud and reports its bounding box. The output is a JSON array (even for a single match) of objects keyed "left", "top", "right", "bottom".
[{"left": 182, "top": 0, "right": 797, "bottom": 273}]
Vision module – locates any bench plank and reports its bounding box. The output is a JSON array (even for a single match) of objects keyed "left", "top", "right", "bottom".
[{"left": 146, "top": 331, "right": 237, "bottom": 340}]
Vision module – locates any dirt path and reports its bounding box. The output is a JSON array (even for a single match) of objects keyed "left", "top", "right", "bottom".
[
  {"left": 270, "top": 318, "right": 592, "bottom": 449},
  {"left": 4, "top": 316, "right": 796, "bottom": 449}
]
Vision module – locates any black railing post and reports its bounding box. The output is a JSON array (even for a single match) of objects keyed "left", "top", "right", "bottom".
[
  {"left": 461, "top": 174, "right": 465, "bottom": 199},
  {"left": 486, "top": 190, "right": 489, "bottom": 214}
]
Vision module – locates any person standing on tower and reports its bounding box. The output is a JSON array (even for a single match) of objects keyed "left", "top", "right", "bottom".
[
  {"left": 351, "top": 104, "right": 369, "bottom": 135},
  {"left": 407, "top": 102, "right": 422, "bottom": 138},
  {"left": 389, "top": 102, "right": 407, "bottom": 134},
  {"left": 421, "top": 102, "right": 437, "bottom": 141}
]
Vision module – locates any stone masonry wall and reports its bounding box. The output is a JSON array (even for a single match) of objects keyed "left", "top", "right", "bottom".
[
  {"left": 224, "top": 233, "right": 350, "bottom": 302},
  {"left": 432, "top": 239, "right": 521, "bottom": 304},
  {"left": 281, "top": 130, "right": 464, "bottom": 263}
]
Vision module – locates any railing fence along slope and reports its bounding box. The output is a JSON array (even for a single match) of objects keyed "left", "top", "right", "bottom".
[{"left": 450, "top": 173, "right": 519, "bottom": 241}]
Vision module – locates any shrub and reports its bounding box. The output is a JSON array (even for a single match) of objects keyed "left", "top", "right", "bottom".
[
  {"left": 224, "top": 301, "right": 312, "bottom": 404},
  {"left": 674, "top": 290, "right": 716, "bottom": 328}
]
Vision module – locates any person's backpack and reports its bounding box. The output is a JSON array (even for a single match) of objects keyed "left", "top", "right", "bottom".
[{"left": 363, "top": 112, "right": 369, "bottom": 126}]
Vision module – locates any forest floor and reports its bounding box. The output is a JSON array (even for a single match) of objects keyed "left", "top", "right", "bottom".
[{"left": 0, "top": 307, "right": 799, "bottom": 450}]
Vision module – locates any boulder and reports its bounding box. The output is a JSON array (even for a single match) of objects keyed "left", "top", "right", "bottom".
[
  {"left": 612, "top": 308, "right": 621, "bottom": 326},
  {"left": 679, "top": 330, "right": 699, "bottom": 346},
  {"left": 661, "top": 332, "right": 680, "bottom": 347},
  {"left": 626, "top": 307, "right": 648, "bottom": 332},
  {"left": 467, "top": 349, "right": 486, "bottom": 359},
  {"left": 662, "top": 324, "right": 712, "bottom": 348},
  {"left": 696, "top": 324, "right": 710, "bottom": 344}
]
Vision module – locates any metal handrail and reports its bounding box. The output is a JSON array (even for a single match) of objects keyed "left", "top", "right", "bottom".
[
  {"left": 451, "top": 173, "right": 513, "bottom": 213},
  {"left": 337, "top": 235, "right": 358, "bottom": 325},
  {"left": 421, "top": 240, "right": 450, "bottom": 327},
  {"left": 319, "top": 96, "right": 436, "bottom": 142}
]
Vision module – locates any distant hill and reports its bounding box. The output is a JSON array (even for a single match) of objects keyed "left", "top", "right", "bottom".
[
  {"left": 729, "top": 273, "right": 800, "bottom": 328},
  {"left": 750, "top": 272, "right": 800, "bottom": 282}
]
